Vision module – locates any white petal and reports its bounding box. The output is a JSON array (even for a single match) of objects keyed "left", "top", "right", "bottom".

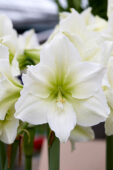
[
  {"left": 69, "top": 125, "right": 94, "bottom": 150},
  {"left": 71, "top": 62, "right": 105, "bottom": 99},
  {"left": 73, "top": 89, "right": 110, "bottom": 126},
  {"left": 70, "top": 125, "right": 94, "bottom": 142},
  {"left": 3, "top": 30, "right": 18, "bottom": 55},
  {"left": 11, "top": 53, "right": 20, "bottom": 76},
  {"left": 40, "top": 33, "right": 81, "bottom": 69},
  {"left": 18, "top": 29, "right": 39, "bottom": 53},
  {"left": 107, "top": 0, "right": 113, "bottom": 18},
  {"left": 15, "top": 89, "right": 48, "bottom": 125},
  {"left": 107, "top": 57, "right": 113, "bottom": 88},
  {"left": 96, "top": 41, "right": 113, "bottom": 65},
  {"left": 47, "top": 101, "right": 76, "bottom": 142},
  {"left": 22, "top": 64, "right": 54, "bottom": 98},
  {"left": 0, "top": 14, "right": 13, "bottom": 36},
  {"left": 105, "top": 108, "right": 113, "bottom": 136},
  {"left": 104, "top": 86, "right": 113, "bottom": 109},
  {"left": 0, "top": 117, "right": 19, "bottom": 144},
  {"left": 0, "top": 74, "right": 21, "bottom": 120},
  {"left": 0, "top": 44, "right": 9, "bottom": 59},
  {"left": 0, "top": 91, "right": 20, "bottom": 120},
  {"left": 60, "top": 10, "right": 85, "bottom": 36}
]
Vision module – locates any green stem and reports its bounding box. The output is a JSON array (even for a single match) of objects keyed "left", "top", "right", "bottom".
[
  {"left": 54, "top": 0, "right": 65, "bottom": 11},
  {"left": 24, "top": 128, "right": 35, "bottom": 170},
  {"left": 48, "top": 129, "right": 60, "bottom": 170},
  {"left": 25, "top": 156, "right": 32, "bottom": 170},
  {"left": 0, "top": 141, "right": 6, "bottom": 170},
  {"left": 106, "top": 136, "right": 113, "bottom": 170}
]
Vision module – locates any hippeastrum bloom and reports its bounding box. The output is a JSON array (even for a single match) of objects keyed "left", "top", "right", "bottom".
[
  {"left": 60, "top": 8, "right": 107, "bottom": 32},
  {"left": 15, "top": 33, "right": 109, "bottom": 142},
  {"left": 69, "top": 125, "right": 94, "bottom": 150},
  {"left": 48, "top": 8, "right": 112, "bottom": 65},
  {"left": 104, "top": 57, "right": 113, "bottom": 135},
  {"left": 0, "top": 45, "right": 22, "bottom": 143}
]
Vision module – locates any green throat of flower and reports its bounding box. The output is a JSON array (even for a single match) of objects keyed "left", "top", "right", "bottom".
[{"left": 47, "top": 71, "right": 74, "bottom": 109}]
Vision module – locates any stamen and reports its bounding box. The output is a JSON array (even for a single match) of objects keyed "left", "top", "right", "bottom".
[{"left": 56, "top": 90, "right": 65, "bottom": 110}]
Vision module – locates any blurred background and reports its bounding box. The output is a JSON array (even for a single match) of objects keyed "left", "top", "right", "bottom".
[{"left": 0, "top": 0, "right": 107, "bottom": 42}]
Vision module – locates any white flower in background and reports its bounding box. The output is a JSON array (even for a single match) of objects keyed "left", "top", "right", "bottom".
[
  {"left": 103, "top": 57, "right": 113, "bottom": 136},
  {"left": 81, "top": 8, "right": 107, "bottom": 32},
  {"left": 102, "top": 15, "right": 113, "bottom": 60},
  {"left": 101, "top": 0, "right": 113, "bottom": 54},
  {"left": 0, "top": 45, "right": 22, "bottom": 144},
  {"left": 18, "top": 29, "right": 39, "bottom": 54},
  {"left": 70, "top": 125, "right": 94, "bottom": 150},
  {"left": 48, "top": 8, "right": 112, "bottom": 65},
  {"left": 15, "top": 33, "right": 109, "bottom": 142},
  {"left": 0, "top": 14, "right": 20, "bottom": 76},
  {"left": 60, "top": 8, "right": 107, "bottom": 32},
  {"left": 0, "top": 15, "right": 39, "bottom": 72}
]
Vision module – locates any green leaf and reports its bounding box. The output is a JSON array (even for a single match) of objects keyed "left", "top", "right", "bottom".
[
  {"left": 47, "top": 126, "right": 60, "bottom": 170},
  {"left": 67, "top": 0, "right": 82, "bottom": 12},
  {"left": 0, "top": 141, "right": 6, "bottom": 170},
  {"left": 106, "top": 136, "right": 113, "bottom": 170},
  {"left": 88, "top": 0, "right": 108, "bottom": 19},
  {"left": 24, "top": 128, "right": 35, "bottom": 170}
]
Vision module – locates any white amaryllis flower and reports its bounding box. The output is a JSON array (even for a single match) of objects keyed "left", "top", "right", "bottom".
[
  {"left": 60, "top": 8, "right": 107, "bottom": 32},
  {"left": 69, "top": 125, "right": 94, "bottom": 150},
  {"left": 0, "top": 45, "right": 22, "bottom": 144},
  {"left": 81, "top": 8, "right": 107, "bottom": 32},
  {"left": 48, "top": 8, "right": 112, "bottom": 65},
  {"left": 103, "top": 57, "right": 113, "bottom": 135},
  {"left": 15, "top": 33, "right": 109, "bottom": 142}
]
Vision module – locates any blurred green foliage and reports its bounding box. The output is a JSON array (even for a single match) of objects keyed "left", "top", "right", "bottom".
[
  {"left": 89, "top": 0, "right": 107, "bottom": 19},
  {"left": 53, "top": 0, "right": 82, "bottom": 12},
  {"left": 54, "top": 0, "right": 108, "bottom": 19}
]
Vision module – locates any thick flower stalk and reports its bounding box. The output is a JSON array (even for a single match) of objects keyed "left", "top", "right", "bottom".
[{"left": 15, "top": 33, "right": 109, "bottom": 142}]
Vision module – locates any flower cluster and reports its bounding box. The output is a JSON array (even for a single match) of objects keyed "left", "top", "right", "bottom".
[{"left": 1, "top": 0, "right": 113, "bottom": 148}]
